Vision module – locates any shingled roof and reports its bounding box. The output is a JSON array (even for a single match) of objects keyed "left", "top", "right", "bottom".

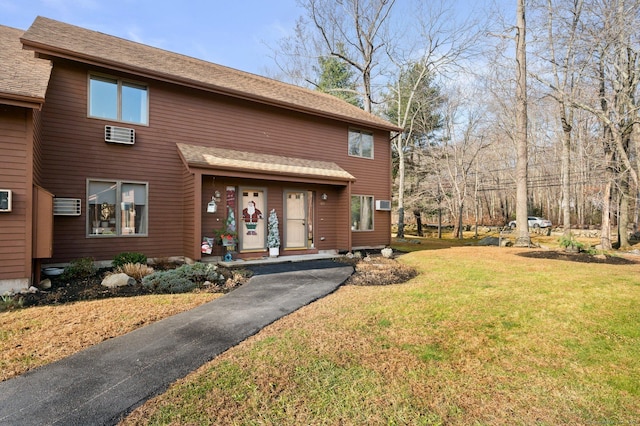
[
  {"left": 177, "top": 143, "right": 356, "bottom": 184},
  {"left": 0, "top": 25, "right": 51, "bottom": 109},
  {"left": 20, "top": 16, "right": 400, "bottom": 132}
]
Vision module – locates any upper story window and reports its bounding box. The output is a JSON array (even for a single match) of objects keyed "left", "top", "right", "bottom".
[
  {"left": 89, "top": 75, "right": 148, "bottom": 125},
  {"left": 348, "top": 129, "right": 374, "bottom": 159}
]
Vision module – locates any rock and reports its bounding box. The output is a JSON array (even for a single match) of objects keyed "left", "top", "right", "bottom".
[
  {"left": 593, "top": 254, "right": 607, "bottom": 261},
  {"left": 381, "top": 248, "right": 393, "bottom": 258},
  {"left": 102, "top": 273, "right": 135, "bottom": 288},
  {"left": 478, "top": 236, "right": 500, "bottom": 246},
  {"left": 39, "top": 278, "right": 52, "bottom": 290}
]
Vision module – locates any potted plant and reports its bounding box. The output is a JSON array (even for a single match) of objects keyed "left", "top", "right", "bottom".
[
  {"left": 267, "top": 209, "right": 280, "bottom": 257},
  {"left": 214, "top": 229, "right": 237, "bottom": 247}
]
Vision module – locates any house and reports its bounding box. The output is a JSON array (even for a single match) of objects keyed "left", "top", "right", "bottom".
[{"left": 0, "top": 16, "right": 400, "bottom": 293}]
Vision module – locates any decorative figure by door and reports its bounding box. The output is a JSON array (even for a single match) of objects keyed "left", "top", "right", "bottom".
[{"left": 242, "top": 201, "right": 263, "bottom": 235}]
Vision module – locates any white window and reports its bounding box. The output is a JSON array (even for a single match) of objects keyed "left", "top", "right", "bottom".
[
  {"left": 87, "top": 179, "right": 148, "bottom": 236},
  {"left": 351, "top": 195, "right": 374, "bottom": 231},
  {"left": 89, "top": 75, "right": 148, "bottom": 125},
  {"left": 348, "top": 129, "right": 374, "bottom": 158}
]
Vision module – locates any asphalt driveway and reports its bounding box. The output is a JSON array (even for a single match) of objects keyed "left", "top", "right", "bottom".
[{"left": 0, "top": 259, "right": 353, "bottom": 426}]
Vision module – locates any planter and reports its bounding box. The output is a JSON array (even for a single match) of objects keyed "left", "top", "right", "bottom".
[{"left": 269, "top": 247, "right": 279, "bottom": 258}]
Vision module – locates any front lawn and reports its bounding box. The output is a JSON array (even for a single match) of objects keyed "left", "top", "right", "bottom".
[{"left": 122, "top": 245, "right": 640, "bottom": 425}]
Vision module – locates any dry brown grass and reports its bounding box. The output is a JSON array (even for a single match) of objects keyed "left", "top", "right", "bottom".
[
  {"left": 0, "top": 293, "right": 219, "bottom": 381},
  {"left": 122, "top": 245, "right": 640, "bottom": 425},
  {"left": 345, "top": 256, "right": 418, "bottom": 286},
  {"left": 113, "top": 262, "right": 155, "bottom": 281}
]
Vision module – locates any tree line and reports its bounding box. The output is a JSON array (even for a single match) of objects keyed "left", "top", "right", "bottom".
[{"left": 270, "top": 0, "right": 640, "bottom": 250}]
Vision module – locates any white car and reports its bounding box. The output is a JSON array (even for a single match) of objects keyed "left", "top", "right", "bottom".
[{"left": 508, "top": 216, "right": 552, "bottom": 229}]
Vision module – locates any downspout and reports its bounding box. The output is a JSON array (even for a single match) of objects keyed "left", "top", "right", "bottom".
[
  {"left": 193, "top": 170, "right": 203, "bottom": 261},
  {"left": 347, "top": 180, "right": 353, "bottom": 252}
]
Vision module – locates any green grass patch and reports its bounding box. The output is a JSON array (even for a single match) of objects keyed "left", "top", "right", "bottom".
[{"left": 124, "top": 245, "right": 640, "bottom": 425}]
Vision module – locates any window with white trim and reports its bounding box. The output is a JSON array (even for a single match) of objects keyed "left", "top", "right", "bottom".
[
  {"left": 89, "top": 75, "right": 148, "bottom": 125},
  {"left": 87, "top": 179, "right": 148, "bottom": 236},
  {"left": 348, "top": 129, "right": 374, "bottom": 158},
  {"left": 351, "top": 195, "right": 374, "bottom": 231}
]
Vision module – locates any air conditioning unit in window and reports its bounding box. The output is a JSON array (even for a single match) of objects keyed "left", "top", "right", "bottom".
[
  {"left": 105, "top": 125, "right": 135, "bottom": 145},
  {"left": 375, "top": 200, "right": 391, "bottom": 211},
  {"left": 53, "top": 198, "right": 81, "bottom": 216}
]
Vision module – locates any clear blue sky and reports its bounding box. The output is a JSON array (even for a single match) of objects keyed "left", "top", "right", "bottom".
[
  {"left": 0, "top": 0, "right": 303, "bottom": 75},
  {"left": 1, "top": 0, "right": 511, "bottom": 77}
]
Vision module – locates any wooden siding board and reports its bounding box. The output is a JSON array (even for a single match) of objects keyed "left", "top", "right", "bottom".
[
  {"left": 39, "top": 61, "right": 392, "bottom": 263},
  {"left": 0, "top": 106, "right": 32, "bottom": 281}
]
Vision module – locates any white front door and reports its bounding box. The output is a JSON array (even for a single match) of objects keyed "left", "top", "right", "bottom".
[
  {"left": 285, "top": 191, "right": 307, "bottom": 248},
  {"left": 240, "top": 189, "right": 266, "bottom": 251}
]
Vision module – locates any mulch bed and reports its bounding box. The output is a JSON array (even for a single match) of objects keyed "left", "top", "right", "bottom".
[{"left": 519, "top": 250, "right": 638, "bottom": 265}]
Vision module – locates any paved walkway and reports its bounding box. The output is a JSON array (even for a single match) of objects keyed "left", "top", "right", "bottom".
[{"left": 0, "top": 259, "right": 353, "bottom": 426}]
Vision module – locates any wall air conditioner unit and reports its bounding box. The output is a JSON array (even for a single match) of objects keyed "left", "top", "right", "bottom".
[
  {"left": 105, "top": 125, "right": 135, "bottom": 145},
  {"left": 0, "top": 189, "right": 12, "bottom": 212},
  {"left": 375, "top": 199, "right": 391, "bottom": 211},
  {"left": 53, "top": 198, "right": 81, "bottom": 216}
]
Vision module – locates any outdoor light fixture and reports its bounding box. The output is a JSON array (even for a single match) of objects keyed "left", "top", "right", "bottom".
[
  {"left": 321, "top": 193, "right": 328, "bottom": 201},
  {"left": 207, "top": 197, "right": 217, "bottom": 213}
]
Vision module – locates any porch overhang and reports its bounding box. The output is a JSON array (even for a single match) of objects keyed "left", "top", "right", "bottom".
[{"left": 177, "top": 143, "right": 356, "bottom": 186}]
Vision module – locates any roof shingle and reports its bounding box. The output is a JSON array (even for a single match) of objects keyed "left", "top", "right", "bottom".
[
  {"left": 177, "top": 143, "right": 356, "bottom": 182},
  {"left": 20, "top": 16, "right": 400, "bottom": 131},
  {"left": 0, "top": 25, "right": 51, "bottom": 107}
]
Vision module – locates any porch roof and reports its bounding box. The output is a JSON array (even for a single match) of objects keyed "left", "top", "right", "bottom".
[{"left": 177, "top": 143, "right": 356, "bottom": 184}]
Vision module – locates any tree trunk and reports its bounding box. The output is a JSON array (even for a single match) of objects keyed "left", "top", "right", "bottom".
[
  {"left": 618, "top": 171, "right": 630, "bottom": 248},
  {"left": 600, "top": 149, "right": 614, "bottom": 250},
  {"left": 515, "top": 0, "right": 531, "bottom": 247},
  {"left": 414, "top": 210, "right": 423, "bottom": 237},
  {"left": 561, "top": 117, "right": 572, "bottom": 236},
  {"left": 396, "top": 136, "right": 406, "bottom": 239}
]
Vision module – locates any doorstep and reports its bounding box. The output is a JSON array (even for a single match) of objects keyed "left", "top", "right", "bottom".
[{"left": 209, "top": 251, "right": 341, "bottom": 268}]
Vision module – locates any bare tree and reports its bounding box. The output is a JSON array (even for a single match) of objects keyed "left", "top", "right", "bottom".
[
  {"left": 430, "top": 90, "right": 489, "bottom": 239},
  {"left": 385, "top": 1, "right": 482, "bottom": 238},
  {"left": 529, "top": 0, "right": 585, "bottom": 236},
  {"left": 514, "top": 0, "right": 531, "bottom": 246},
  {"left": 274, "top": 0, "right": 397, "bottom": 112}
]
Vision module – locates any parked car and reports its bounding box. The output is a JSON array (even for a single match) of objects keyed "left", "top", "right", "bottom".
[{"left": 508, "top": 216, "right": 552, "bottom": 229}]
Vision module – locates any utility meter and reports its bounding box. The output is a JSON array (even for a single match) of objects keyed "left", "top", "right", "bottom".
[{"left": 0, "top": 189, "right": 12, "bottom": 212}]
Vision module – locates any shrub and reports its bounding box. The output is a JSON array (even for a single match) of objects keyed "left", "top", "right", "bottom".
[
  {"left": 558, "top": 234, "right": 596, "bottom": 254},
  {"left": 0, "top": 295, "right": 24, "bottom": 312},
  {"left": 112, "top": 252, "right": 147, "bottom": 269},
  {"left": 142, "top": 270, "right": 196, "bottom": 293},
  {"left": 142, "top": 263, "right": 223, "bottom": 293},
  {"left": 115, "top": 263, "right": 155, "bottom": 282},
  {"left": 60, "top": 257, "right": 97, "bottom": 282}
]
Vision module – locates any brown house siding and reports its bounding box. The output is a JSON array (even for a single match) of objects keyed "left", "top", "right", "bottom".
[
  {"left": 32, "top": 110, "right": 44, "bottom": 187},
  {"left": 39, "top": 60, "right": 391, "bottom": 263},
  {"left": 182, "top": 166, "right": 197, "bottom": 260},
  {"left": 0, "top": 106, "right": 33, "bottom": 285},
  {"left": 349, "top": 132, "right": 392, "bottom": 249}
]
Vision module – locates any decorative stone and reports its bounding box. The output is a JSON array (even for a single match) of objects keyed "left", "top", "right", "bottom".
[
  {"left": 39, "top": 278, "right": 52, "bottom": 290},
  {"left": 102, "top": 273, "right": 135, "bottom": 288},
  {"left": 478, "top": 236, "right": 500, "bottom": 246}
]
